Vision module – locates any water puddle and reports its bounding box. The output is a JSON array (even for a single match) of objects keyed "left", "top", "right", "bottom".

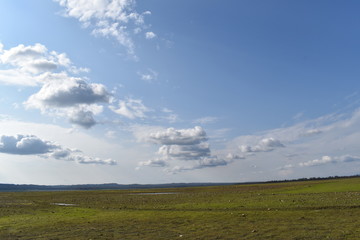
[{"left": 52, "top": 203, "right": 77, "bottom": 206}]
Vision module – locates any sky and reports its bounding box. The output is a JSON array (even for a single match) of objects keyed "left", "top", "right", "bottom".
[{"left": 0, "top": 0, "right": 360, "bottom": 185}]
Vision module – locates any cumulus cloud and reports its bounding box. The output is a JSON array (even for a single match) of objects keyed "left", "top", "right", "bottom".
[
  {"left": 25, "top": 77, "right": 110, "bottom": 108},
  {"left": 55, "top": 0, "right": 153, "bottom": 57},
  {"left": 145, "top": 31, "right": 156, "bottom": 39},
  {"left": 0, "top": 135, "right": 58, "bottom": 155},
  {"left": 110, "top": 98, "right": 150, "bottom": 119},
  {"left": 0, "top": 134, "right": 114, "bottom": 165},
  {"left": 168, "top": 156, "right": 229, "bottom": 173},
  {"left": 299, "top": 155, "right": 360, "bottom": 167},
  {"left": 147, "top": 126, "right": 207, "bottom": 145},
  {"left": 0, "top": 43, "right": 111, "bottom": 128},
  {"left": 137, "top": 126, "right": 235, "bottom": 172},
  {"left": 239, "top": 137, "right": 284, "bottom": 153},
  {"left": 157, "top": 143, "right": 211, "bottom": 160},
  {"left": 67, "top": 108, "right": 98, "bottom": 129},
  {"left": 24, "top": 73, "right": 110, "bottom": 128},
  {"left": 0, "top": 43, "right": 87, "bottom": 86}
]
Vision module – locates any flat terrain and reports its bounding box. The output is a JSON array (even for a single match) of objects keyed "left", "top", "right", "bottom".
[{"left": 0, "top": 177, "right": 359, "bottom": 239}]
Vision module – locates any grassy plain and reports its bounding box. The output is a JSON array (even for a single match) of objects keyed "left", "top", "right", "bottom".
[{"left": 0, "top": 177, "right": 359, "bottom": 239}]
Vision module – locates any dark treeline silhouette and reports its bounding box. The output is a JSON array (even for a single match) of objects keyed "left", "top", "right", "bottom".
[
  {"left": 263, "top": 174, "right": 360, "bottom": 184},
  {"left": 0, "top": 174, "right": 359, "bottom": 192}
]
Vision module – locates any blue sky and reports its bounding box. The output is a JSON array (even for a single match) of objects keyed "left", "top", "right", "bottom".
[{"left": 0, "top": 0, "right": 359, "bottom": 184}]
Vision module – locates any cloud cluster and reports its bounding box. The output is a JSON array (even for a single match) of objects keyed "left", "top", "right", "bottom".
[
  {"left": 148, "top": 126, "right": 208, "bottom": 145},
  {"left": 299, "top": 155, "right": 360, "bottom": 167},
  {"left": 55, "top": 0, "right": 154, "bottom": 57},
  {"left": 0, "top": 43, "right": 87, "bottom": 86},
  {"left": 138, "top": 126, "right": 230, "bottom": 172},
  {"left": 25, "top": 75, "right": 111, "bottom": 128},
  {"left": 221, "top": 107, "right": 360, "bottom": 179},
  {"left": 0, "top": 43, "right": 112, "bottom": 129},
  {"left": 239, "top": 137, "right": 284, "bottom": 153},
  {"left": 0, "top": 134, "right": 115, "bottom": 165}
]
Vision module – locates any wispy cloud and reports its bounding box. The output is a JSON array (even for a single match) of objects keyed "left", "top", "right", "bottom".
[
  {"left": 222, "top": 107, "right": 360, "bottom": 178},
  {"left": 55, "top": 0, "right": 153, "bottom": 58},
  {"left": 138, "top": 68, "right": 158, "bottom": 83},
  {"left": 193, "top": 116, "right": 218, "bottom": 125},
  {"left": 299, "top": 155, "right": 360, "bottom": 167},
  {"left": 110, "top": 98, "right": 151, "bottom": 119}
]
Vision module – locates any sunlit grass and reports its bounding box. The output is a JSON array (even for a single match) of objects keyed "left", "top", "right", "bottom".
[{"left": 0, "top": 177, "right": 359, "bottom": 239}]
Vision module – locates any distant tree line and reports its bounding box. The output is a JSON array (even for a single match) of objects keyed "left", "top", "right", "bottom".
[{"left": 0, "top": 174, "right": 359, "bottom": 192}]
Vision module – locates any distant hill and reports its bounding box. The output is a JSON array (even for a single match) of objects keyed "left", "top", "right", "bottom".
[
  {"left": 0, "top": 182, "right": 234, "bottom": 192},
  {"left": 0, "top": 175, "right": 358, "bottom": 192}
]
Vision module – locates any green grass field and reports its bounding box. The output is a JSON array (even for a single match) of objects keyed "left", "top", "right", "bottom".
[{"left": 0, "top": 177, "right": 359, "bottom": 239}]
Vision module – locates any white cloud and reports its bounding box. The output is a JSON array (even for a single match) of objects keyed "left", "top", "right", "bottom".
[
  {"left": 157, "top": 142, "right": 211, "bottom": 160},
  {"left": 299, "top": 154, "right": 360, "bottom": 167},
  {"left": 301, "top": 129, "right": 322, "bottom": 137},
  {"left": 226, "top": 153, "right": 245, "bottom": 160},
  {"left": 0, "top": 69, "right": 39, "bottom": 86},
  {"left": 162, "top": 108, "right": 173, "bottom": 113},
  {"left": 0, "top": 134, "right": 114, "bottom": 165},
  {"left": 25, "top": 76, "right": 110, "bottom": 108},
  {"left": 220, "top": 107, "right": 360, "bottom": 180},
  {"left": 193, "top": 116, "right": 218, "bottom": 125},
  {"left": 299, "top": 155, "right": 335, "bottom": 167},
  {"left": 196, "top": 156, "right": 228, "bottom": 168},
  {"left": 0, "top": 43, "right": 116, "bottom": 129},
  {"left": 138, "top": 68, "right": 158, "bottom": 83},
  {"left": 136, "top": 126, "right": 234, "bottom": 172},
  {"left": 239, "top": 137, "right": 284, "bottom": 153},
  {"left": 110, "top": 98, "right": 150, "bottom": 119},
  {"left": 147, "top": 126, "right": 207, "bottom": 145},
  {"left": 167, "top": 156, "right": 229, "bottom": 173},
  {"left": 55, "top": 0, "right": 153, "bottom": 57},
  {"left": 0, "top": 135, "right": 58, "bottom": 155},
  {"left": 67, "top": 107, "right": 98, "bottom": 129},
  {"left": 145, "top": 31, "right": 156, "bottom": 39},
  {"left": 0, "top": 43, "right": 87, "bottom": 86},
  {"left": 138, "top": 158, "right": 167, "bottom": 168},
  {"left": 24, "top": 73, "right": 110, "bottom": 128}
]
